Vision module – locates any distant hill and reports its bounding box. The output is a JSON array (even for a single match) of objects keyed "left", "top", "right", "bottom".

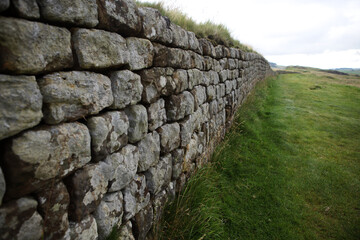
[
  {"left": 332, "top": 68, "right": 360, "bottom": 76},
  {"left": 269, "top": 62, "right": 277, "bottom": 68}
]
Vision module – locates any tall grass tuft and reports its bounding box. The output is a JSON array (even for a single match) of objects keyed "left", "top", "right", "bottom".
[{"left": 135, "top": 1, "right": 255, "bottom": 52}]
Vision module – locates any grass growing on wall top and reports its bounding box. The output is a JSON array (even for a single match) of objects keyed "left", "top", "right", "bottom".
[
  {"left": 135, "top": 1, "right": 255, "bottom": 53},
  {"left": 156, "top": 70, "right": 360, "bottom": 239}
]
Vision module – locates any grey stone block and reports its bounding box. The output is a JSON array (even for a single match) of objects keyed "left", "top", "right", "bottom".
[
  {"left": 37, "top": 0, "right": 98, "bottom": 27},
  {"left": 38, "top": 71, "right": 113, "bottom": 124},
  {"left": 72, "top": 28, "right": 129, "bottom": 70},
  {"left": 0, "top": 17, "right": 73, "bottom": 74},
  {"left": 0, "top": 74, "right": 42, "bottom": 141}
]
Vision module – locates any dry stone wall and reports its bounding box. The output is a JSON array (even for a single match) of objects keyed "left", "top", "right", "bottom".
[{"left": 0, "top": 0, "right": 273, "bottom": 239}]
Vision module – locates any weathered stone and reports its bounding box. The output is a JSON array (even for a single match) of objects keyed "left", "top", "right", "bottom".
[
  {"left": 125, "top": 105, "right": 148, "bottom": 143},
  {"left": 110, "top": 70, "right": 142, "bottom": 109},
  {"left": 192, "top": 52, "right": 205, "bottom": 70},
  {"left": 172, "top": 149, "right": 184, "bottom": 180},
  {"left": 209, "top": 100, "right": 218, "bottom": 116},
  {"left": 219, "top": 70, "right": 228, "bottom": 82},
  {"left": 214, "top": 45, "right": 224, "bottom": 59},
  {"left": 176, "top": 173, "right": 187, "bottom": 193},
  {"left": 171, "top": 23, "right": 189, "bottom": 49},
  {"left": 137, "top": 132, "right": 160, "bottom": 172},
  {"left": 219, "top": 83, "right": 226, "bottom": 98},
  {"left": 157, "top": 123, "right": 180, "bottom": 153},
  {"left": 118, "top": 221, "right": 135, "bottom": 240},
  {"left": 147, "top": 99, "right": 166, "bottom": 131},
  {"left": 37, "top": 0, "right": 98, "bottom": 27},
  {"left": 179, "top": 115, "right": 195, "bottom": 147},
  {"left": 37, "top": 181, "right": 70, "bottom": 240},
  {"left": 187, "top": 69, "right": 203, "bottom": 89},
  {"left": 201, "top": 103, "right": 210, "bottom": 123},
  {"left": 183, "top": 135, "right": 198, "bottom": 172},
  {"left": 94, "top": 192, "right": 123, "bottom": 240},
  {"left": 0, "top": 0, "right": 9, "bottom": 12},
  {"left": 139, "top": 7, "right": 173, "bottom": 44},
  {"left": 173, "top": 69, "right": 189, "bottom": 93},
  {"left": 12, "top": 0, "right": 40, "bottom": 19},
  {"left": 152, "top": 43, "right": 181, "bottom": 68},
  {"left": 126, "top": 37, "right": 154, "bottom": 70},
  {"left": 38, "top": 71, "right": 113, "bottom": 124},
  {"left": 72, "top": 28, "right": 129, "bottom": 70},
  {"left": 199, "top": 38, "right": 216, "bottom": 57},
  {"left": 0, "top": 17, "right": 73, "bottom": 74},
  {"left": 98, "top": 0, "right": 141, "bottom": 35},
  {"left": 0, "top": 197, "right": 43, "bottom": 240},
  {"left": 152, "top": 190, "right": 168, "bottom": 224},
  {"left": 123, "top": 174, "right": 150, "bottom": 221},
  {"left": 66, "top": 163, "right": 108, "bottom": 221},
  {"left": 191, "top": 85, "right": 207, "bottom": 111},
  {"left": 187, "top": 31, "right": 202, "bottom": 54},
  {"left": 132, "top": 203, "right": 153, "bottom": 240},
  {"left": 0, "top": 168, "right": 4, "bottom": 205},
  {"left": 145, "top": 154, "right": 172, "bottom": 195},
  {"left": 225, "top": 80, "right": 233, "bottom": 94},
  {"left": 166, "top": 91, "right": 194, "bottom": 121},
  {"left": 153, "top": 43, "right": 192, "bottom": 69},
  {"left": 0, "top": 75, "right": 42, "bottom": 140},
  {"left": 140, "top": 67, "right": 176, "bottom": 103},
  {"left": 69, "top": 215, "right": 98, "bottom": 240},
  {"left": 207, "top": 85, "right": 216, "bottom": 102},
  {"left": 104, "top": 145, "right": 139, "bottom": 192},
  {"left": 2, "top": 122, "right": 91, "bottom": 199},
  {"left": 87, "top": 111, "right": 129, "bottom": 162}
]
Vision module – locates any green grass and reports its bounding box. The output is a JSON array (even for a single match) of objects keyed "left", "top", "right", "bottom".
[
  {"left": 135, "top": 1, "right": 255, "bottom": 52},
  {"left": 157, "top": 71, "right": 360, "bottom": 239}
]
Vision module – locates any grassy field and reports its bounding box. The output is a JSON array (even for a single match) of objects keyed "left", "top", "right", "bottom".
[{"left": 157, "top": 69, "right": 360, "bottom": 239}]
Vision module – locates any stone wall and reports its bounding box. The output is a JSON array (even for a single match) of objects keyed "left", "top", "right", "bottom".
[{"left": 0, "top": 0, "right": 273, "bottom": 239}]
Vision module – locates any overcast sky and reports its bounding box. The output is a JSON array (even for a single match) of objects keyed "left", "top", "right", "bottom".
[{"left": 138, "top": 0, "right": 360, "bottom": 69}]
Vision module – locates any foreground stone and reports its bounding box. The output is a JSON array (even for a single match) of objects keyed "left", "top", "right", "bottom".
[
  {"left": 125, "top": 105, "right": 148, "bottom": 143},
  {"left": 12, "top": 0, "right": 40, "bottom": 19},
  {"left": 138, "top": 7, "right": 173, "bottom": 44},
  {"left": 72, "top": 28, "right": 129, "bottom": 70},
  {"left": 0, "top": 0, "right": 9, "bottom": 12},
  {"left": 97, "top": 0, "right": 142, "bottom": 35},
  {"left": 157, "top": 123, "right": 180, "bottom": 153},
  {"left": 147, "top": 98, "right": 167, "bottom": 131},
  {"left": 118, "top": 221, "right": 135, "bottom": 240},
  {"left": 87, "top": 111, "right": 129, "bottom": 162},
  {"left": 126, "top": 37, "right": 154, "bottom": 70},
  {"left": 0, "top": 197, "right": 43, "bottom": 240},
  {"left": 145, "top": 154, "right": 172, "bottom": 195},
  {"left": 94, "top": 192, "right": 123, "bottom": 240},
  {"left": 104, "top": 145, "right": 139, "bottom": 192},
  {"left": 66, "top": 163, "right": 108, "bottom": 221},
  {"left": 132, "top": 203, "right": 153, "bottom": 240},
  {"left": 2, "top": 122, "right": 91, "bottom": 199},
  {"left": 110, "top": 70, "right": 142, "bottom": 109},
  {"left": 69, "top": 215, "right": 98, "bottom": 240},
  {"left": 0, "top": 74, "right": 43, "bottom": 140},
  {"left": 166, "top": 91, "right": 194, "bottom": 121},
  {"left": 38, "top": 71, "right": 113, "bottom": 124},
  {"left": 137, "top": 132, "right": 160, "bottom": 172},
  {"left": 0, "top": 17, "right": 73, "bottom": 74},
  {"left": 123, "top": 174, "right": 150, "bottom": 221},
  {"left": 36, "top": 181, "right": 70, "bottom": 240},
  {"left": 37, "top": 0, "right": 98, "bottom": 27}
]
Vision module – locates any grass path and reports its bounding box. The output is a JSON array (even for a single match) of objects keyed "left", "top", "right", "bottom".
[{"left": 159, "top": 72, "right": 360, "bottom": 240}]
